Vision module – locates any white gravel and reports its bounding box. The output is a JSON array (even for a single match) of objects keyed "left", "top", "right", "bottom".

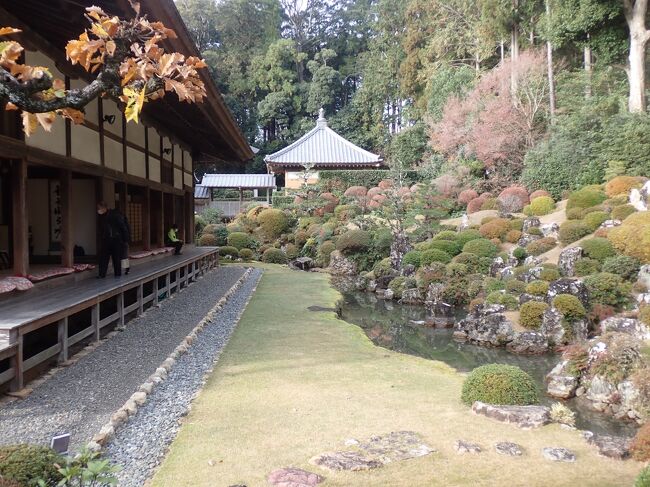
[{"left": 105, "top": 268, "right": 263, "bottom": 487}]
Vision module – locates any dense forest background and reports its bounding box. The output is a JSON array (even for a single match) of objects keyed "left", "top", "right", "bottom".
[{"left": 178, "top": 0, "right": 650, "bottom": 197}]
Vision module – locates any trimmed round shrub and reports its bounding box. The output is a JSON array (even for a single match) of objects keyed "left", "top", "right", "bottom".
[
  {"left": 446, "top": 262, "right": 469, "bottom": 278},
  {"left": 602, "top": 255, "right": 640, "bottom": 281},
  {"left": 527, "top": 227, "right": 543, "bottom": 237},
  {"left": 415, "top": 262, "right": 447, "bottom": 289},
  {"left": 227, "top": 232, "right": 252, "bottom": 250},
  {"left": 530, "top": 189, "right": 551, "bottom": 200},
  {"left": 428, "top": 239, "right": 462, "bottom": 256},
  {"left": 631, "top": 422, "right": 650, "bottom": 461},
  {"left": 460, "top": 364, "right": 538, "bottom": 406},
  {"left": 284, "top": 243, "right": 299, "bottom": 259},
  {"left": 480, "top": 198, "right": 497, "bottom": 210},
  {"left": 567, "top": 188, "right": 607, "bottom": 210},
  {"left": 485, "top": 291, "right": 519, "bottom": 310},
  {"left": 574, "top": 258, "right": 601, "bottom": 277},
  {"left": 559, "top": 220, "right": 591, "bottom": 245},
  {"left": 334, "top": 204, "right": 359, "bottom": 221},
  {"left": 421, "top": 248, "right": 452, "bottom": 265},
  {"left": 467, "top": 197, "right": 486, "bottom": 214},
  {"left": 505, "top": 279, "right": 526, "bottom": 294},
  {"left": 238, "top": 248, "right": 254, "bottom": 261},
  {"left": 434, "top": 230, "right": 458, "bottom": 241},
  {"left": 583, "top": 272, "right": 631, "bottom": 309},
  {"left": 462, "top": 238, "right": 498, "bottom": 258},
  {"left": 455, "top": 229, "right": 483, "bottom": 246},
  {"left": 640, "top": 306, "right": 650, "bottom": 326},
  {"left": 526, "top": 280, "right": 549, "bottom": 296},
  {"left": 581, "top": 237, "right": 615, "bottom": 262},
  {"left": 520, "top": 301, "right": 549, "bottom": 329},
  {"left": 198, "top": 233, "right": 218, "bottom": 246},
  {"left": 373, "top": 257, "right": 394, "bottom": 278},
  {"left": 388, "top": 276, "right": 408, "bottom": 299},
  {"left": 539, "top": 267, "right": 561, "bottom": 281},
  {"left": 452, "top": 252, "right": 481, "bottom": 274},
  {"left": 257, "top": 209, "right": 289, "bottom": 239},
  {"left": 343, "top": 185, "right": 368, "bottom": 197},
  {"left": 0, "top": 445, "right": 63, "bottom": 485},
  {"left": 261, "top": 248, "right": 288, "bottom": 264},
  {"left": 583, "top": 211, "right": 609, "bottom": 232},
  {"left": 605, "top": 175, "right": 642, "bottom": 197},
  {"left": 509, "top": 218, "right": 525, "bottom": 231},
  {"left": 458, "top": 188, "right": 479, "bottom": 205},
  {"left": 523, "top": 196, "right": 555, "bottom": 216},
  {"left": 497, "top": 186, "right": 530, "bottom": 213},
  {"left": 218, "top": 245, "right": 239, "bottom": 258},
  {"left": 611, "top": 204, "right": 636, "bottom": 221},
  {"left": 512, "top": 247, "right": 527, "bottom": 260},
  {"left": 526, "top": 237, "right": 556, "bottom": 256},
  {"left": 607, "top": 212, "right": 650, "bottom": 263},
  {"left": 552, "top": 294, "right": 586, "bottom": 321},
  {"left": 634, "top": 465, "right": 650, "bottom": 487},
  {"left": 566, "top": 207, "right": 586, "bottom": 220},
  {"left": 479, "top": 218, "right": 511, "bottom": 240},
  {"left": 505, "top": 229, "right": 522, "bottom": 243},
  {"left": 336, "top": 229, "right": 371, "bottom": 255},
  {"left": 402, "top": 250, "right": 422, "bottom": 268},
  {"left": 318, "top": 241, "right": 336, "bottom": 265},
  {"left": 294, "top": 229, "right": 308, "bottom": 247}
]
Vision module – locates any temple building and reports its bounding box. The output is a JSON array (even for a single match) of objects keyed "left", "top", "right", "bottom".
[{"left": 265, "top": 109, "right": 383, "bottom": 189}]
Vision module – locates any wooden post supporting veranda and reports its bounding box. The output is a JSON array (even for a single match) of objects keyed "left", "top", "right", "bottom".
[
  {"left": 142, "top": 188, "right": 151, "bottom": 251},
  {"left": 60, "top": 170, "right": 73, "bottom": 268},
  {"left": 12, "top": 158, "right": 28, "bottom": 277},
  {"left": 158, "top": 191, "right": 165, "bottom": 248}
]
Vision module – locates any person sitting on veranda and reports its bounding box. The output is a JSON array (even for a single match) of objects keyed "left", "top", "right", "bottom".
[{"left": 167, "top": 223, "right": 183, "bottom": 255}]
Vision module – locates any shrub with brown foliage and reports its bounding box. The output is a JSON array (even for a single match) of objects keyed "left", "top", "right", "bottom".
[
  {"left": 605, "top": 176, "right": 643, "bottom": 197},
  {"left": 479, "top": 218, "right": 511, "bottom": 240},
  {"left": 529, "top": 189, "right": 551, "bottom": 200},
  {"left": 344, "top": 186, "right": 368, "bottom": 197},
  {"left": 631, "top": 422, "right": 650, "bottom": 461},
  {"left": 458, "top": 189, "right": 479, "bottom": 205},
  {"left": 467, "top": 197, "right": 486, "bottom": 214},
  {"left": 497, "top": 186, "right": 530, "bottom": 213}
]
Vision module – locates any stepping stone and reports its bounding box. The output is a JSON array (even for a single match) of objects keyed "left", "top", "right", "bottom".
[
  {"left": 495, "top": 442, "right": 523, "bottom": 456},
  {"left": 583, "top": 432, "right": 631, "bottom": 459},
  {"left": 472, "top": 401, "right": 551, "bottom": 429},
  {"left": 357, "top": 431, "right": 435, "bottom": 464},
  {"left": 542, "top": 447, "right": 576, "bottom": 462},
  {"left": 267, "top": 467, "right": 324, "bottom": 487},
  {"left": 310, "top": 451, "right": 382, "bottom": 471},
  {"left": 454, "top": 440, "right": 481, "bottom": 454}
]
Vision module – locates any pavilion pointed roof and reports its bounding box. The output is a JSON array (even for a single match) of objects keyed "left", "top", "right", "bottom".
[{"left": 265, "top": 109, "right": 383, "bottom": 171}]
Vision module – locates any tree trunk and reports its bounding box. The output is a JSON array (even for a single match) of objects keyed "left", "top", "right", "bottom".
[
  {"left": 624, "top": 0, "right": 650, "bottom": 113},
  {"left": 510, "top": 2, "right": 520, "bottom": 99},
  {"left": 500, "top": 40, "right": 505, "bottom": 63},
  {"left": 390, "top": 231, "right": 411, "bottom": 270},
  {"left": 584, "top": 39, "right": 592, "bottom": 98},
  {"left": 545, "top": 0, "right": 556, "bottom": 121}
]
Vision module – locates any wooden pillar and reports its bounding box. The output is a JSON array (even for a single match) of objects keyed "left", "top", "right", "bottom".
[
  {"left": 117, "top": 292, "right": 125, "bottom": 327},
  {"left": 137, "top": 283, "right": 144, "bottom": 315},
  {"left": 117, "top": 182, "right": 127, "bottom": 212},
  {"left": 12, "top": 159, "right": 28, "bottom": 276},
  {"left": 57, "top": 317, "right": 69, "bottom": 363},
  {"left": 185, "top": 192, "right": 193, "bottom": 244},
  {"left": 92, "top": 302, "right": 100, "bottom": 341},
  {"left": 142, "top": 188, "right": 151, "bottom": 251},
  {"left": 60, "top": 170, "right": 73, "bottom": 267},
  {"left": 10, "top": 332, "right": 23, "bottom": 391},
  {"left": 158, "top": 191, "right": 165, "bottom": 247}
]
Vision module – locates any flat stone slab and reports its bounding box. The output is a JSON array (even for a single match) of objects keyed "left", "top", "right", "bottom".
[
  {"left": 267, "top": 467, "right": 324, "bottom": 487},
  {"left": 495, "top": 442, "right": 523, "bottom": 456},
  {"left": 311, "top": 431, "right": 434, "bottom": 472},
  {"left": 583, "top": 432, "right": 631, "bottom": 460},
  {"left": 310, "top": 451, "right": 382, "bottom": 472},
  {"left": 455, "top": 440, "right": 481, "bottom": 454},
  {"left": 542, "top": 447, "right": 576, "bottom": 462},
  {"left": 472, "top": 401, "right": 551, "bottom": 429}
]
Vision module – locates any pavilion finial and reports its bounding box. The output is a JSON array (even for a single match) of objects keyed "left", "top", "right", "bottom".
[{"left": 317, "top": 107, "right": 327, "bottom": 127}]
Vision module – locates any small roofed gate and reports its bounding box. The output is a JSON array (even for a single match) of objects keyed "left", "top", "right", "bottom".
[{"left": 197, "top": 174, "right": 276, "bottom": 218}]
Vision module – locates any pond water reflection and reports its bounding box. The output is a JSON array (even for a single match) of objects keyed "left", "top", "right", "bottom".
[{"left": 337, "top": 290, "right": 637, "bottom": 437}]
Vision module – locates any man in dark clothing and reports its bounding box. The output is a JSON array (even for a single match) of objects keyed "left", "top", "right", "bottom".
[{"left": 97, "top": 201, "right": 129, "bottom": 278}]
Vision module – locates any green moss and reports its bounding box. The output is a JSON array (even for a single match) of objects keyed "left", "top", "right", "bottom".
[
  {"left": 539, "top": 267, "right": 561, "bottom": 281},
  {"left": 461, "top": 364, "right": 538, "bottom": 406}
]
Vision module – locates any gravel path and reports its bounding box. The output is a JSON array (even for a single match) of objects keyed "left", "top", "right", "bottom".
[
  {"left": 105, "top": 268, "right": 263, "bottom": 487},
  {"left": 0, "top": 266, "right": 246, "bottom": 449}
]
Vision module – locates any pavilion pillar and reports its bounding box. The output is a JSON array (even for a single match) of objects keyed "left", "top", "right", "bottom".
[
  {"left": 117, "top": 181, "right": 127, "bottom": 213},
  {"left": 157, "top": 191, "right": 165, "bottom": 247},
  {"left": 185, "top": 191, "right": 193, "bottom": 244},
  {"left": 12, "top": 158, "right": 28, "bottom": 276},
  {"left": 142, "top": 188, "right": 151, "bottom": 251},
  {"left": 59, "top": 169, "right": 73, "bottom": 268}
]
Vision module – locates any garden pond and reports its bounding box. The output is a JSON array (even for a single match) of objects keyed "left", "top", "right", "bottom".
[{"left": 336, "top": 290, "right": 638, "bottom": 437}]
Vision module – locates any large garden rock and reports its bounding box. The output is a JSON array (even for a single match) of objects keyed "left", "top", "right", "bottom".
[
  {"left": 267, "top": 468, "right": 324, "bottom": 487},
  {"left": 540, "top": 307, "right": 565, "bottom": 345},
  {"left": 519, "top": 293, "right": 545, "bottom": 305},
  {"left": 376, "top": 288, "right": 395, "bottom": 301},
  {"left": 542, "top": 447, "right": 576, "bottom": 462},
  {"left": 540, "top": 223, "right": 560, "bottom": 239},
  {"left": 638, "top": 265, "right": 650, "bottom": 290},
  {"left": 558, "top": 247, "right": 583, "bottom": 277},
  {"left": 629, "top": 180, "right": 650, "bottom": 211},
  {"left": 585, "top": 375, "right": 617, "bottom": 407},
  {"left": 328, "top": 251, "right": 357, "bottom": 276},
  {"left": 517, "top": 233, "right": 542, "bottom": 248},
  {"left": 472, "top": 401, "right": 551, "bottom": 429},
  {"left": 506, "top": 332, "right": 549, "bottom": 354},
  {"left": 453, "top": 306, "right": 514, "bottom": 347},
  {"left": 522, "top": 217, "right": 541, "bottom": 232},
  {"left": 599, "top": 219, "right": 621, "bottom": 230},
  {"left": 290, "top": 257, "right": 315, "bottom": 271},
  {"left": 454, "top": 440, "right": 481, "bottom": 454},
  {"left": 546, "top": 279, "right": 589, "bottom": 307},
  {"left": 310, "top": 451, "right": 381, "bottom": 471},
  {"left": 399, "top": 288, "right": 423, "bottom": 305},
  {"left": 546, "top": 360, "right": 579, "bottom": 399},
  {"left": 494, "top": 442, "right": 523, "bottom": 456},
  {"left": 401, "top": 264, "right": 416, "bottom": 277},
  {"left": 356, "top": 431, "right": 435, "bottom": 464},
  {"left": 490, "top": 257, "right": 506, "bottom": 277},
  {"left": 425, "top": 283, "right": 454, "bottom": 316},
  {"left": 600, "top": 316, "right": 650, "bottom": 340},
  {"left": 583, "top": 432, "right": 631, "bottom": 459}
]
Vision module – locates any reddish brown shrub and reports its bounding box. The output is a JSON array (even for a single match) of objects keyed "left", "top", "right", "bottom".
[
  {"left": 479, "top": 218, "right": 511, "bottom": 240},
  {"left": 378, "top": 179, "right": 393, "bottom": 190},
  {"left": 631, "top": 423, "right": 650, "bottom": 461},
  {"left": 343, "top": 186, "right": 368, "bottom": 197},
  {"left": 497, "top": 185, "right": 530, "bottom": 213},
  {"left": 459, "top": 189, "right": 479, "bottom": 205},
  {"left": 467, "top": 197, "right": 486, "bottom": 214},
  {"left": 530, "top": 189, "right": 551, "bottom": 200},
  {"left": 367, "top": 187, "right": 383, "bottom": 197}
]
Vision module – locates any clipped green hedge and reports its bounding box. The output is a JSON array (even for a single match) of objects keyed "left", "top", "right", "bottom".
[
  {"left": 319, "top": 169, "right": 425, "bottom": 187},
  {"left": 460, "top": 364, "right": 539, "bottom": 406},
  {"left": 0, "top": 445, "right": 63, "bottom": 485},
  {"left": 272, "top": 195, "right": 295, "bottom": 209}
]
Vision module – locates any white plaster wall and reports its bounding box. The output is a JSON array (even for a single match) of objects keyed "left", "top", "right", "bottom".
[
  {"left": 71, "top": 179, "right": 97, "bottom": 255},
  {"left": 70, "top": 79, "right": 99, "bottom": 124},
  {"left": 162, "top": 137, "right": 172, "bottom": 164},
  {"left": 148, "top": 127, "right": 160, "bottom": 155},
  {"left": 71, "top": 125, "right": 101, "bottom": 165},
  {"left": 126, "top": 120, "right": 145, "bottom": 148},
  {"left": 183, "top": 151, "right": 192, "bottom": 171},
  {"left": 174, "top": 168, "right": 182, "bottom": 189},
  {"left": 149, "top": 159, "right": 161, "bottom": 182},
  {"left": 127, "top": 147, "right": 146, "bottom": 178},
  {"left": 27, "top": 179, "right": 49, "bottom": 255},
  {"left": 184, "top": 172, "right": 193, "bottom": 188},
  {"left": 104, "top": 138, "right": 123, "bottom": 172},
  {"left": 173, "top": 145, "right": 182, "bottom": 167},
  {"left": 102, "top": 99, "right": 123, "bottom": 138}
]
